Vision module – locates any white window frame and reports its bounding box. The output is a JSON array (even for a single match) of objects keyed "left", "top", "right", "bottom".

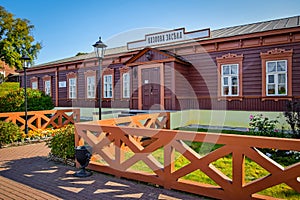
[
  {"left": 221, "top": 64, "right": 239, "bottom": 96},
  {"left": 69, "top": 78, "right": 77, "bottom": 99},
  {"left": 104, "top": 74, "right": 113, "bottom": 98},
  {"left": 122, "top": 72, "right": 130, "bottom": 98},
  {"left": 266, "top": 60, "right": 287, "bottom": 96},
  {"left": 86, "top": 76, "right": 96, "bottom": 98},
  {"left": 44, "top": 80, "right": 51, "bottom": 96}
]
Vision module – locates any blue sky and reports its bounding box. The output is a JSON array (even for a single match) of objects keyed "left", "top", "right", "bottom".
[{"left": 1, "top": 0, "right": 300, "bottom": 65}]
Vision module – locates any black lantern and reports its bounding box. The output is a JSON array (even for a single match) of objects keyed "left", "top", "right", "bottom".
[
  {"left": 74, "top": 146, "right": 92, "bottom": 177},
  {"left": 92, "top": 37, "right": 107, "bottom": 120},
  {"left": 21, "top": 54, "right": 31, "bottom": 135}
]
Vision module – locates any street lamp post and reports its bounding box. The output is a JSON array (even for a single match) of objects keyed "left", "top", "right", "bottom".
[
  {"left": 93, "top": 37, "right": 107, "bottom": 120},
  {"left": 21, "top": 54, "right": 31, "bottom": 135}
]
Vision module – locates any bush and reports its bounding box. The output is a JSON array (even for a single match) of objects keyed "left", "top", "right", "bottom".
[
  {"left": 0, "top": 88, "right": 54, "bottom": 112},
  {"left": 248, "top": 113, "right": 299, "bottom": 166},
  {"left": 284, "top": 100, "right": 300, "bottom": 139},
  {"left": 0, "top": 121, "right": 23, "bottom": 147},
  {"left": 46, "top": 124, "right": 75, "bottom": 160},
  {"left": 248, "top": 114, "right": 283, "bottom": 137}
]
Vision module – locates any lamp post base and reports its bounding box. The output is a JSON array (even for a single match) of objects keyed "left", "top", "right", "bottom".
[{"left": 74, "top": 168, "right": 92, "bottom": 177}]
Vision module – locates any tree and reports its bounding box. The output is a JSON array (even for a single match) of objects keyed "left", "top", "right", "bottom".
[
  {"left": 0, "top": 6, "right": 41, "bottom": 69},
  {"left": 284, "top": 100, "right": 300, "bottom": 139},
  {"left": 75, "top": 52, "right": 88, "bottom": 56}
]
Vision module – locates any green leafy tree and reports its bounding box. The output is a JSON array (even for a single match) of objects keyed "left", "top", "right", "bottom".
[
  {"left": 0, "top": 88, "right": 54, "bottom": 112},
  {"left": 0, "top": 6, "right": 41, "bottom": 69}
]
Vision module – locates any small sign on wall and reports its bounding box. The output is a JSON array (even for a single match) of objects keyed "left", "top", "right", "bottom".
[{"left": 59, "top": 81, "right": 66, "bottom": 88}]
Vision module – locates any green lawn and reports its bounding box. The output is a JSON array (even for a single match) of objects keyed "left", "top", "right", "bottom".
[{"left": 122, "top": 147, "right": 299, "bottom": 199}]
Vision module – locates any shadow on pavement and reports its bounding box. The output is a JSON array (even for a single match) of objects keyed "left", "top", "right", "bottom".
[{"left": 0, "top": 156, "right": 206, "bottom": 199}]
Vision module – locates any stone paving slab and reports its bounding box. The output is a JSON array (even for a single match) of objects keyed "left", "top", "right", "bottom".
[{"left": 0, "top": 142, "right": 209, "bottom": 200}]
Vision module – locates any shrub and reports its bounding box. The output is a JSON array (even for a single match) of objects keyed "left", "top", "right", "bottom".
[
  {"left": 0, "top": 121, "right": 23, "bottom": 147},
  {"left": 284, "top": 100, "right": 300, "bottom": 139},
  {"left": 46, "top": 124, "right": 75, "bottom": 160},
  {"left": 0, "top": 88, "right": 54, "bottom": 112},
  {"left": 248, "top": 114, "right": 282, "bottom": 137}
]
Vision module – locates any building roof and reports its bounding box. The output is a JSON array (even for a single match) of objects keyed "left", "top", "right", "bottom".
[
  {"left": 211, "top": 15, "right": 299, "bottom": 39},
  {"left": 33, "top": 15, "right": 300, "bottom": 68},
  {"left": 33, "top": 46, "right": 128, "bottom": 68}
]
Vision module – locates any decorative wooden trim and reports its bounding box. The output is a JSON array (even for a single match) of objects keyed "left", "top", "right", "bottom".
[
  {"left": 137, "top": 63, "right": 164, "bottom": 110},
  {"left": 84, "top": 70, "right": 97, "bottom": 76},
  {"left": 84, "top": 70, "right": 97, "bottom": 99},
  {"left": 67, "top": 71, "right": 77, "bottom": 78},
  {"left": 216, "top": 53, "right": 244, "bottom": 60},
  {"left": 102, "top": 67, "right": 114, "bottom": 75},
  {"left": 119, "top": 66, "right": 130, "bottom": 74},
  {"left": 126, "top": 47, "right": 190, "bottom": 67},
  {"left": 260, "top": 48, "right": 293, "bottom": 100},
  {"left": 127, "top": 58, "right": 177, "bottom": 67},
  {"left": 216, "top": 53, "right": 244, "bottom": 101},
  {"left": 260, "top": 48, "right": 293, "bottom": 57}
]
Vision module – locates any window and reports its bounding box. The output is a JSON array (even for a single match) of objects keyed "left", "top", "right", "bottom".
[
  {"left": 261, "top": 48, "right": 293, "bottom": 100},
  {"left": 32, "top": 81, "right": 38, "bottom": 89},
  {"left": 30, "top": 77, "right": 38, "bottom": 89},
  {"left": 266, "top": 60, "right": 287, "bottom": 96},
  {"left": 102, "top": 68, "right": 114, "bottom": 99},
  {"left": 120, "top": 66, "right": 130, "bottom": 99},
  {"left": 84, "top": 70, "right": 96, "bottom": 99},
  {"left": 217, "top": 53, "right": 243, "bottom": 100},
  {"left": 123, "top": 73, "right": 130, "bottom": 98},
  {"left": 221, "top": 64, "right": 239, "bottom": 96},
  {"left": 43, "top": 76, "right": 51, "bottom": 96},
  {"left": 67, "top": 72, "right": 77, "bottom": 99},
  {"left": 104, "top": 75, "right": 113, "bottom": 98},
  {"left": 87, "top": 76, "right": 95, "bottom": 98},
  {"left": 69, "top": 78, "right": 77, "bottom": 99},
  {"left": 45, "top": 80, "right": 51, "bottom": 96}
]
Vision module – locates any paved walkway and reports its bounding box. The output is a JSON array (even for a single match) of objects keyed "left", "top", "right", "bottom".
[{"left": 0, "top": 142, "right": 209, "bottom": 200}]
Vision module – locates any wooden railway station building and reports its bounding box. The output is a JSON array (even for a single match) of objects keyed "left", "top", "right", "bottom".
[{"left": 19, "top": 16, "right": 300, "bottom": 113}]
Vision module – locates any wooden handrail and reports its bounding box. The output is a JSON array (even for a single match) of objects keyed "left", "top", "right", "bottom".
[
  {"left": 0, "top": 109, "right": 80, "bottom": 131},
  {"left": 75, "top": 112, "right": 300, "bottom": 200}
]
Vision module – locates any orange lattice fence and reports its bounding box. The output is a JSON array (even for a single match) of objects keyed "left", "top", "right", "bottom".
[
  {"left": 0, "top": 109, "right": 80, "bottom": 131},
  {"left": 75, "top": 112, "right": 300, "bottom": 200}
]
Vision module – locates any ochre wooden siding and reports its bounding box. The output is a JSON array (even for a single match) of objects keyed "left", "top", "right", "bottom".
[{"left": 177, "top": 42, "right": 300, "bottom": 111}]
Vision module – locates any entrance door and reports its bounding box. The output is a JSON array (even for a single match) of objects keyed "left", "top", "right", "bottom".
[{"left": 141, "top": 67, "right": 161, "bottom": 110}]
